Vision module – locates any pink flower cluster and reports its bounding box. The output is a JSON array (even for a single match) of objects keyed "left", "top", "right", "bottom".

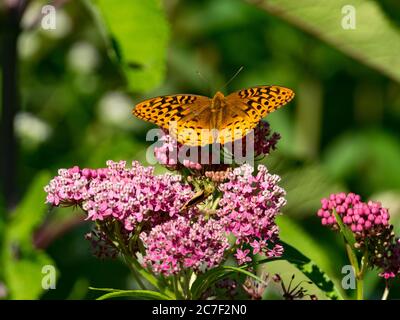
[
  {"left": 45, "top": 160, "right": 195, "bottom": 231},
  {"left": 317, "top": 192, "right": 400, "bottom": 280},
  {"left": 140, "top": 216, "right": 229, "bottom": 276},
  {"left": 217, "top": 164, "right": 286, "bottom": 263},
  {"left": 45, "top": 160, "right": 287, "bottom": 276},
  {"left": 317, "top": 192, "right": 390, "bottom": 233},
  {"left": 44, "top": 165, "right": 92, "bottom": 206}
]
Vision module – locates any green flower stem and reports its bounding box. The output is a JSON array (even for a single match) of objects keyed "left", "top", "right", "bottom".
[
  {"left": 382, "top": 285, "right": 390, "bottom": 300},
  {"left": 182, "top": 270, "right": 192, "bottom": 300},
  {"left": 108, "top": 221, "right": 176, "bottom": 298},
  {"left": 173, "top": 275, "right": 183, "bottom": 299},
  {"left": 123, "top": 255, "right": 147, "bottom": 290},
  {"left": 345, "top": 243, "right": 363, "bottom": 300},
  {"left": 129, "top": 258, "right": 176, "bottom": 298},
  {"left": 113, "top": 224, "right": 147, "bottom": 290}
]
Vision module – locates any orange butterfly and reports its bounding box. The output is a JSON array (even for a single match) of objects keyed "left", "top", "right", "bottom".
[{"left": 133, "top": 86, "right": 294, "bottom": 146}]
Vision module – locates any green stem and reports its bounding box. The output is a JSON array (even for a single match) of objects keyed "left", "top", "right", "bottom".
[
  {"left": 345, "top": 243, "right": 363, "bottom": 300},
  {"left": 113, "top": 224, "right": 147, "bottom": 290},
  {"left": 356, "top": 276, "right": 363, "bottom": 300},
  {"left": 123, "top": 255, "right": 147, "bottom": 290},
  {"left": 182, "top": 270, "right": 192, "bottom": 300},
  {"left": 381, "top": 284, "right": 390, "bottom": 300},
  {"left": 173, "top": 275, "right": 183, "bottom": 299}
]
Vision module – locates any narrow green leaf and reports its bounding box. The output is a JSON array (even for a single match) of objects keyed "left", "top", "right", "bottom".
[
  {"left": 96, "top": 289, "right": 171, "bottom": 300},
  {"left": 89, "top": 287, "right": 120, "bottom": 292},
  {"left": 222, "top": 266, "right": 264, "bottom": 283},
  {"left": 190, "top": 267, "right": 230, "bottom": 299}
]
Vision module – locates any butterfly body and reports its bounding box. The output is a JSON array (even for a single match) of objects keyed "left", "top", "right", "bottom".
[{"left": 133, "top": 86, "right": 294, "bottom": 146}]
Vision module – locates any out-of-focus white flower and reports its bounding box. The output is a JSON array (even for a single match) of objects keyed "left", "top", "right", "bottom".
[
  {"left": 97, "top": 91, "right": 134, "bottom": 130},
  {"left": 18, "top": 31, "right": 40, "bottom": 59},
  {"left": 67, "top": 41, "right": 100, "bottom": 74},
  {"left": 40, "top": 9, "right": 72, "bottom": 39},
  {"left": 14, "top": 112, "right": 52, "bottom": 146},
  {"left": 21, "top": 1, "right": 42, "bottom": 29}
]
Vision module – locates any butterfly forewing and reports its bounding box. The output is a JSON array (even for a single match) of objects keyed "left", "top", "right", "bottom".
[
  {"left": 227, "top": 85, "right": 294, "bottom": 119},
  {"left": 217, "top": 86, "right": 294, "bottom": 145}
]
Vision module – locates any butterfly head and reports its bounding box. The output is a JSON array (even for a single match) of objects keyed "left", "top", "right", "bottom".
[{"left": 211, "top": 91, "right": 226, "bottom": 112}]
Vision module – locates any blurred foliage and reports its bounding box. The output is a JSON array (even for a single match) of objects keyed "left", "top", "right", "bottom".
[
  {"left": 377, "top": 0, "right": 400, "bottom": 28},
  {"left": 1, "top": 0, "right": 400, "bottom": 299},
  {"left": 86, "top": 0, "right": 169, "bottom": 92},
  {"left": 0, "top": 172, "right": 54, "bottom": 299}
]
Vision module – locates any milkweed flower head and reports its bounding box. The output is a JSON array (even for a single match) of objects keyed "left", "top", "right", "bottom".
[
  {"left": 45, "top": 160, "right": 195, "bottom": 231},
  {"left": 317, "top": 192, "right": 399, "bottom": 280},
  {"left": 140, "top": 216, "right": 229, "bottom": 276},
  {"left": 217, "top": 164, "right": 286, "bottom": 264},
  {"left": 45, "top": 158, "right": 287, "bottom": 276}
]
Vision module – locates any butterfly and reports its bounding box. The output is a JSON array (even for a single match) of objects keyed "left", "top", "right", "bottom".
[{"left": 132, "top": 86, "right": 294, "bottom": 146}]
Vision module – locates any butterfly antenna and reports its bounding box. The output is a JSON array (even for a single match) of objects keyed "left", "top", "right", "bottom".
[
  {"left": 196, "top": 70, "right": 212, "bottom": 96},
  {"left": 218, "top": 66, "right": 244, "bottom": 92}
]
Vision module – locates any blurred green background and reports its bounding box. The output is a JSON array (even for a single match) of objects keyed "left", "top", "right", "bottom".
[{"left": 1, "top": 0, "right": 400, "bottom": 299}]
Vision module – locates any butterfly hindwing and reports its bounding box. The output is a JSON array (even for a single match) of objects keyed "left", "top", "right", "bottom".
[
  {"left": 133, "top": 94, "right": 212, "bottom": 146},
  {"left": 133, "top": 94, "right": 211, "bottom": 130}
]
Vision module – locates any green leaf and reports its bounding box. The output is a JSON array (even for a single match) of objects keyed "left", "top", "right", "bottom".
[
  {"left": 257, "top": 242, "right": 344, "bottom": 300},
  {"left": 2, "top": 172, "right": 56, "bottom": 299},
  {"left": 249, "top": 0, "right": 400, "bottom": 83},
  {"left": 3, "top": 251, "right": 54, "bottom": 300},
  {"left": 89, "top": 286, "right": 120, "bottom": 292},
  {"left": 280, "top": 242, "right": 344, "bottom": 300},
  {"left": 222, "top": 266, "right": 264, "bottom": 283},
  {"left": 94, "top": 289, "right": 172, "bottom": 300},
  {"left": 87, "top": 0, "right": 169, "bottom": 92},
  {"left": 7, "top": 172, "right": 52, "bottom": 246}
]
